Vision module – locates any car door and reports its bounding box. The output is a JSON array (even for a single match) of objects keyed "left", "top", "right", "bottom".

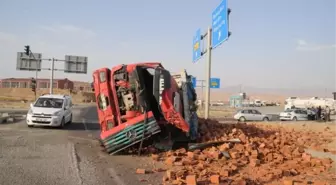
[
  {"left": 253, "top": 110, "right": 264, "bottom": 121},
  {"left": 300, "top": 110, "right": 308, "bottom": 120},
  {"left": 244, "top": 110, "right": 254, "bottom": 121}
]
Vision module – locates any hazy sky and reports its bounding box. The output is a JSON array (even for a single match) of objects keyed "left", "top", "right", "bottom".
[{"left": 0, "top": 0, "right": 335, "bottom": 90}]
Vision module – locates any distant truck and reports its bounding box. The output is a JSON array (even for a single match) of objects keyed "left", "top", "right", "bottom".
[
  {"left": 254, "top": 99, "right": 262, "bottom": 107},
  {"left": 284, "top": 97, "right": 336, "bottom": 113}
]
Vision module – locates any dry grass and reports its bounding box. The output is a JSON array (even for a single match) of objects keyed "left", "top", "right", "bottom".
[
  {"left": 197, "top": 106, "right": 236, "bottom": 118},
  {"left": 0, "top": 88, "right": 95, "bottom": 108}
]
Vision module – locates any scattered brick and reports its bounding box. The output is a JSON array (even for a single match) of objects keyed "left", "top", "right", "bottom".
[
  {"left": 185, "top": 175, "right": 197, "bottom": 185},
  {"left": 210, "top": 175, "right": 220, "bottom": 184},
  {"left": 142, "top": 118, "right": 335, "bottom": 185},
  {"left": 151, "top": 154, "right": 159, "bottom": 161},
  {"left": 136, "top": 168, "right": 146, "bottom": 174},
  {"left": 283, "top": 179, "right": 293, "bottom": 185}
]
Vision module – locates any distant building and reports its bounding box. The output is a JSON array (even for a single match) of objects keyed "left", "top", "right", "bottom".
[
  {"left": 73, "top": 81, "right": 92, "bottom": 92},
  {"left": 0, "top": 78, "right": 74, "bottom": 90}
]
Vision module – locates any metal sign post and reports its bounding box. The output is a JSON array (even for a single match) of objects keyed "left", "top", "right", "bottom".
[
  {"left": 204, "top": 27, "right": 212, "bottom": 119},
  {"left": 50, "top": 58, "right": 55, "bottom": 94},
  {"left": 191, "top": 0, "right": 231, "bottom": 119}
]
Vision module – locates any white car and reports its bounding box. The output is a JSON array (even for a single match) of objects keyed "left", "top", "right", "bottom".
[
  {"left": 26, "top": 94, "right": 73, "bottom": 128},
  {"left": 279, "top": 109, "right": 308, "bottom": 121},
  {"left": 234, "top": 109, "right": 271, "bottom": 122}
]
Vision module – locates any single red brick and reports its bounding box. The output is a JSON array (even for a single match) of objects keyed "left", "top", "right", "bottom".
[
  {"left": 151, "top": 154, "right": 159, "bottom": 161},
  {"left": 136, "top": 168, "right": 146, "bottom": 174},
  {"left": 313, "top": 180, "right": 327, "bottom": 185},
  {"left": 162, "top": 175, "right": 169, "bottom": 182},
  {"left": 238, "top": 133, "right": 248, "bottom": 143},
  {"left": 283, "top": 179, "right": 293, "bottom": 185},
  {"left": 172, "top": 180, "right": 180, "bottom": 185},
  {"left": 230, "top": 150, "right": 240, "bottom": 159},
  {"left": 230, "top": 164, "right": 238, "bottom": 171},
  {"left": 266, "top": 153, "right": 273, "bottom": 162},
  {"left": 165, "top": 156, "right": 176, "bottom": 165},
  {"left": 259, "top": 143, "right": 266, "bottom": 148},
  {"left": 251, "top": 150, "right": 259, "bottom": 159},
  {"left": 220, "top": 169, "right": 229, "bottom": 177},
  {"left": 219, "top": 143, "right": 231, "bottom": 151},
  {"left": 198, "top": 154, "right": 207, "bottom": 161},
  {"left": 297, "top": 146, "right": 305, "bottom": 153},
  {"left": 234, "top": 144, "right": 245, "bottom": 152},
  {"left": 301, "top": 161, "right": 311, "bottom": 167},
  {"left": 211, "top": 151, "right": 223, "bottom": 159},
  {"left": 292, "top": 180, "right": 306, "bottom": 185},
  {"left": 283, "top": 170, "right": 291, "bottom": 176},
  {"left": 187, "top": 152, "right": 194, "bottom": 159},
  {"left": 185, "top": 175, "right": 197, "bottom": 185},
  {"left": 232, "top": 128, "right": 237, "bottom": 134},
  {"left": 249, "top": 159, "right": 260, "bottom": 167},
  {"left": 210, "top": 175, "right": 220, "bottom": 184},
  {"left": 166, "top": 170, "right": 175, "bottom": 180},
  {"left": 321, "top": 158, "right": 332, "bottom": 166},
  {"left": 311, "top": 159, "right": 322, "bottom": 167},
  {"left": 237, "top": 180, "right": 247, "bottom": 185}
]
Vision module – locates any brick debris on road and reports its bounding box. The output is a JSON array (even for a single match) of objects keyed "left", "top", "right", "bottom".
[{"left": 134, "top": 118, "right": 336, "bottom": 185}]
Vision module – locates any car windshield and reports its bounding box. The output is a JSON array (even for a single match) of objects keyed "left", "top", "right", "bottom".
[{"left": 34, "top": 98, "right": 64, "bottom": 108}]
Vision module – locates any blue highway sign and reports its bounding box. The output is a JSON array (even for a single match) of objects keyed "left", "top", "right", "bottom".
[
  {"left": 192, "top": 29, "right": 202, "bottom": 63},
  {"left": 210, "top": 78, "right": 220, "bottom": 89},
  {"left": 212, "top": 0, "right": 229, "bottom": 49}
]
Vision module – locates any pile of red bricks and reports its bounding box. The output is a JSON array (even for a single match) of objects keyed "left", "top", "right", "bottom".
[{"left": 148, "top": 119, "right": 335, "bottom": 185}]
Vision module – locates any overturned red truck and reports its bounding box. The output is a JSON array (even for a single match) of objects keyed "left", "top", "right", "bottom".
[{"left": 92, "top": 62, "right": 199, "bottom": 155}]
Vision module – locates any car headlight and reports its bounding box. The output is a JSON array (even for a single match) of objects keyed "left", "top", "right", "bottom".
[
  {"left": 28, "top": 109, "right": 33, "bottom": 115},
  {"left": 52, "top": 111, "right": 61, "bottom": 116}
]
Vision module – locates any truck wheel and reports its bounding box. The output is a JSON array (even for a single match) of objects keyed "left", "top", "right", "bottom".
[
  {"left": 292, "top": 117, "right": 297, "bottom": 121},
  {"left": 239, "top": 117, "right": 246, "bottom": 122}
]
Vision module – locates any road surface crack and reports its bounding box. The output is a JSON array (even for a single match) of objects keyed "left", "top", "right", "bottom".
[{"left": 70, "top": 143, "right": 83, "bottom": 185}]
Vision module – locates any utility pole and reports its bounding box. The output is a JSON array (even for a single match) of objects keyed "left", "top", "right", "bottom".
[{"left": 25, "top": 45, "right": 39, "bottom": 99}]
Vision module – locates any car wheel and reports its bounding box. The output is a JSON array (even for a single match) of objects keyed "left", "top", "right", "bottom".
[
  {"left": 292, "top": 117, "right": 297, "bottom": 121},
  {"left": 59, "top": 117, "right": 65, "bottom": 128},
  {"left": 263, "top": 117, "right": 269, "bottom": 122},
  {"left": 27, "top": 125, "right": 33, "bottom": 128},
  {"left": 239, "top": 116, "right": 246, "bottom": 122},
  {"left": 68, "top": 114, "right": 72, "bottom": 124}
]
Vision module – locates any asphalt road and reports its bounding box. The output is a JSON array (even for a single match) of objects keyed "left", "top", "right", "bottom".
[{"left": 0, "top": 105, "right": 163, "bottom": 185}]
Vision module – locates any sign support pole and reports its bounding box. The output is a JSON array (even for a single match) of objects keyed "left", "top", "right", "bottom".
[
  {"left": 205, "top": 27, "right": 212, "bottom": 119},
  {"left": 50, "top": 58, "right": 55, "bottom": 94}
]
